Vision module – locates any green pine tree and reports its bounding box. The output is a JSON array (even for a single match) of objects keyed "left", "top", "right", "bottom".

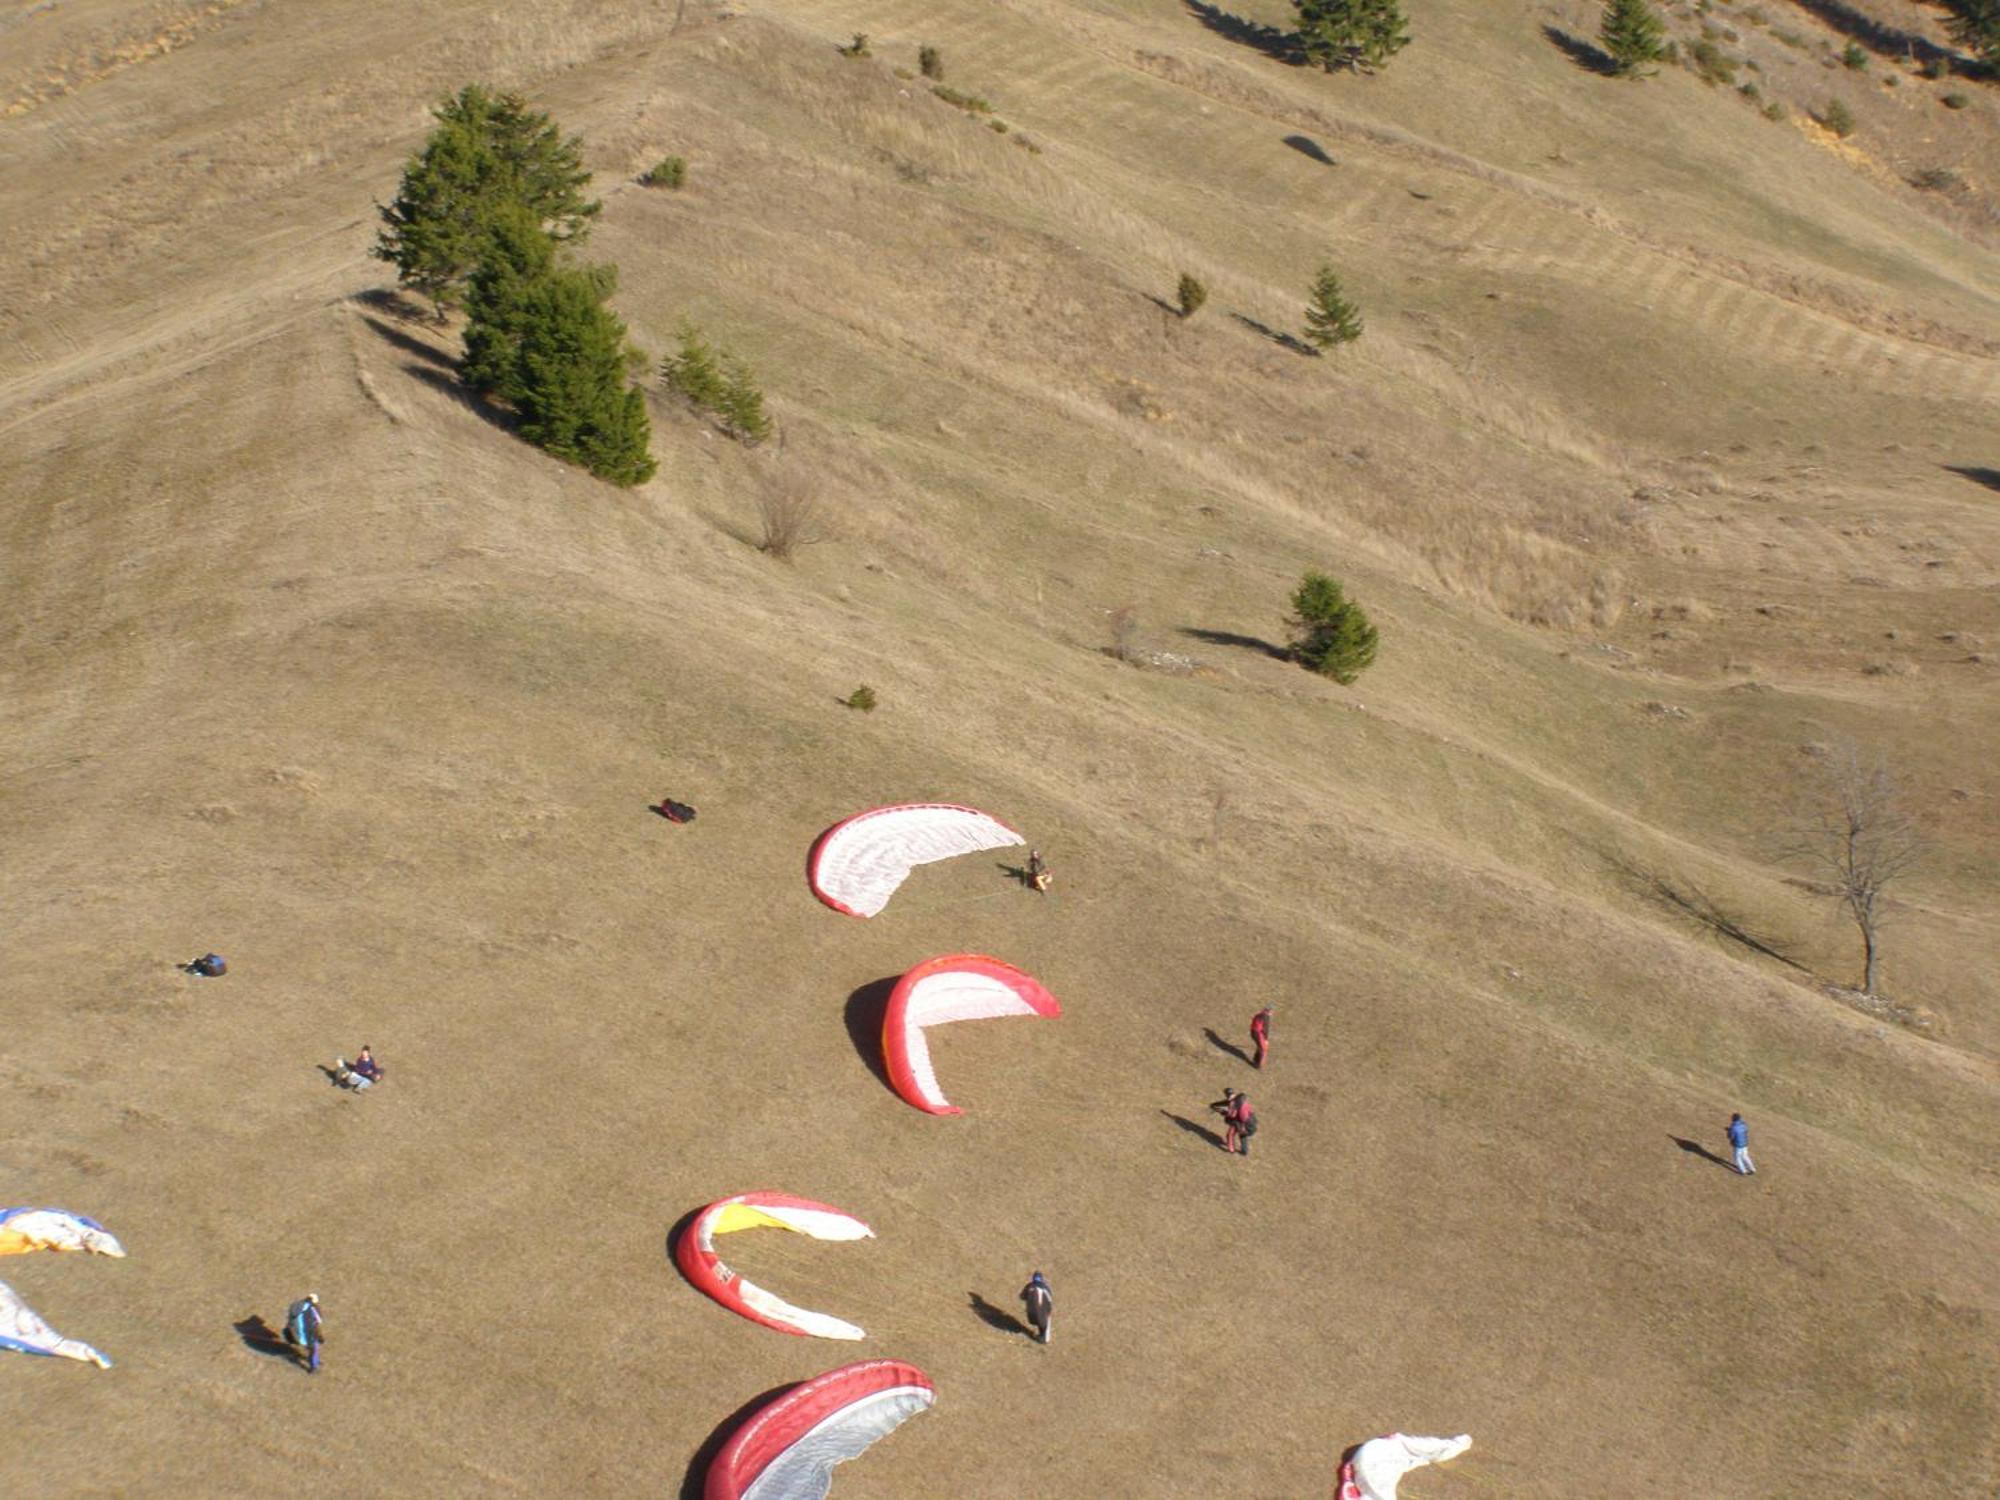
[
  {"left": 1600, "top": 0, "right": 1668, "bottom": 76},
  {"left": 1286, "top": 572, "right": 1379, "bottom": 684},
  {"left": 1293, "top": 0, "right": 1410, "bottom": 73},
  {"left": 492, "top": 270, "right": 655, "bottom": 486},
  {"left": 660, "top": 324, "right": 729, "bottom": 410},
  {"left": 717, "top": 357, "right": 773, "bottom": 444},
  {"left": 1943, "top": 0, "right": 2000, "bottom": 66},
  {"left": 1303, "top": 264, "right": 1364, "bottom": 349},
  {"left": 458, "top": 204, "right": 558, "bottom": 400},
  {"left": 375, "top": 84, "right": 599, "bottom": 316}
]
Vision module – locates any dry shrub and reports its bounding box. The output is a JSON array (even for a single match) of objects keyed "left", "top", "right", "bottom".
[{"left": 756, "top": 467, "right": 835, "bottom": 559}]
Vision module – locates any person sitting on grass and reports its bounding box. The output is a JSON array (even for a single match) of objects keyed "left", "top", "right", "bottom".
[{"left": 334, "top": 1047, "right": 383, "bottom": 1092}]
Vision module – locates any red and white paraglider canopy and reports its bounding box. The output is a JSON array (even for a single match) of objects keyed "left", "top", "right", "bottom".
[
  {"left": 882, "top": 955, "right": 1061, "bottom": 1116},
  {"left": 808, "top": 804, "right": 1024, "bottom": 918},
  {"left": 675, "top": 1192, "right": 874, "bottom": 1341},
  {"left": 705, "top": 1359, "right": 935, "bottom": 1500}
]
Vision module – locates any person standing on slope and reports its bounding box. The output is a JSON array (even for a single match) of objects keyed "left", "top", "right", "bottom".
[
  {"left": 1249, "top": 1005, "right": 1273, "bottom": 1070},
  {"left": 1211, "top": 1088, "right": 1256, "bottom": 1156},
  {"left": 1025, "top": 849, "right": 1052, "bottom": 894},
  {"left": 286, "top": 1293, "right": 324, "bottom": 1374},
  {"left": 1728, "top": 1113, "right": 1756, "bottom": 1176},
  {"left": 1020, "top": 1271, "right": 1053, "bottom": 1345}
]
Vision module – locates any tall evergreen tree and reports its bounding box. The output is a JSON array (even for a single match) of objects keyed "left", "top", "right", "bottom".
[
  {"left": 1943, "top": 0, "right": 2000, "bottom": 67},
  {"left": 507, "top": 270, "right": 656, "bottom": 486},
  {"left": 458, "top": 204, "right": 558, "bottom": 401},
  {"left": 375, "top": 84, "right": 599, "bottom": 316},
  {"left": 1303, "top": 264, "right": 1364, "bottom": 349},
  {"left": 1600, "top": 0, "right": 1668, "bottom": 76},
  {"left": 1292, "top": 0, "right": 1410, "bottom": 73}
]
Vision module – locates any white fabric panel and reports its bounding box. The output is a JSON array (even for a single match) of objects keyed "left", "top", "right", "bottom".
[
  {"left": 0, "top": 1280, "right": 111, "bottom": 1368},
  {"left": 741, "top": 1385, "right": 935, "bottom": 1500},
  {"left": 1353, "top": 1433, "right": 1473, "bottom": 1498},
  {"left": 0, "top": 1209, "right": 125, "bottom": 1257},
  {"left": 817, "top": 807, "right": 1021, "bottom": 917},
  {"left": 760, "top": 1207, "right": 873, "bottom": 1242},
  {"left": 735, "top": 1278, "right": 866, "bottom": 1342},
  {"left": 902, "top": 973, "right": 1036, "bottom": 1109}
]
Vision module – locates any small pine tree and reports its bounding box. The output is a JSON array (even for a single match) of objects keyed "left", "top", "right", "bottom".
[
  {"left": 641, "top": 156, "right": 687, "bottom": 189},
  {"left": 661, "top": 325, "right": 729, "bottom": 409},
  {"left": 1303, "top": 264, "right": 1364, "bottom": 349},
  {"left": 718, "top": 356, "right": 773, "bottom": 444},
  {"left": 1177, "top": 273, "right": 1209, "bottom": 319},
  {"left": 919, "top": 44, "right": 944, "bottom": 79},
  {"left": 1600, "top": 0, "right": 1668, "bottom": 76},
  {"left": 1292, "top": 0, "right": 1410, "bottom": 73},
  {"left": 1287, "top": 572, "right": 1379, "bottom": 684},
  {"left": 374, "top": 84, "right": 598, "bottom": 316},
  {"left": 843, "top": 686, "right": 878, "bottom": 712},
  {"left": 1943, "top": 0, "right": 2000, "bottom": 66},
  {"left": 499, "top": 270, "right": 656, "bottom": 486},
  {"left": 1823, "top": 97, "right": 1856, "bottom": 136}
]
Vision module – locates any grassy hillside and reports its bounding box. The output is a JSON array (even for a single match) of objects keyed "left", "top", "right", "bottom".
[{"left": 2, "top": 0, "right": 1996, "bottom": 1493}]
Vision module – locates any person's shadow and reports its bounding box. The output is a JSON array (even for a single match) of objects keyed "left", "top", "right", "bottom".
[
  {"left": 1670, "top": 1135, "right": 1736, "bottom": 1172},
  {"left": 1202, "top": 1027, "right": 1254, "bottom": 1065},
  {"left": 233, "top": 1314, "right": 294, "bottom": 1361},
  {"left": 968, "top": 1291, "right": 1033, "bottom": 1339},
  {"left": 1162, "top": 1110, "right": 1227, "bottom": 1150}
]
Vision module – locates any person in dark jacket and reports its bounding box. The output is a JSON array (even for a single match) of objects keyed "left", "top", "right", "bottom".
[
  {"left": 1728, "top": 1113, "right": 1756, "bottom": 1176},
  {"left": 1020, "top": 1271, "right": 1053, "bottom": 1345},
  {"left": 1249, "top": 1006, "right": 1273, "bottom": 1070},
  {"left": 1211, "top": 1088, "right": 1256, "bottom": 1155},
  {"left": 183, "top": 953, "right": 227, "bottom": 978}
]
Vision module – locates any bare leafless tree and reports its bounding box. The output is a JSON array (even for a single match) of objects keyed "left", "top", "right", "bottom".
[
  {"left": 755, "top": 465, "right": 834, "bottom": 561},
  {"left": 1784, "top": 741, "right": 1924, "bottom": 995}
]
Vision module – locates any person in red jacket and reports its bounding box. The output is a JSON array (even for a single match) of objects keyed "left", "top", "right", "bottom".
[
  {"left": 1210, "top": 1088, "right": 1257, "bottom": 1156},
  {"left": 1249, "top": 1006, "right": 1273, "bottom": 1070}
]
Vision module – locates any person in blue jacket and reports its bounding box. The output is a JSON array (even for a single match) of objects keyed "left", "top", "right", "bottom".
[
  {"left": 286, "top": 1294, "right": 324, "bottom": 1374},
  {"left": 1727, "top": 1113, "right": 1756, "bottom": 1176}
]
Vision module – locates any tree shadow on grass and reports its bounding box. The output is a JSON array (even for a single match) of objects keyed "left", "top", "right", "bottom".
[
  {"left": 1202, "top": 1027, "right": 1254, "bottom": 1065},
  {"left": 1671, "top": 1135, "right": 1737, "bottom": 1173},
  {"left": 403, "top": 363, "right": 517, "bottom": 438},
  {"left": 1541, "top": 25, "right": 1619, "bottom": 76},
  {"left": 359, "top": 313, "right": 456, "bottom": 370},
  {"left": 843, "top": 976, "right": 899, "bottom": 1095},
  {"left": 968, "top": 1291, "right": 1032, "bottom": 1338},
  {"left": 1229, "top": 311, "right": 1317, "bottom": 357},
  {"left": 679, "top": 1381, "right": 799, "bottom": 1500},
  {"left": 1183, "top": 0, "right": 1301, "bottom": 64},
  {"left": 1283, "top": 133, "right": 1335, "bottom": 165},
  {"left": 1162, "top": 1110, "right": 1227, "bottom": 1151},
  {"left": 1944, "top": 465, "right": 2000, "bottom": 492},
  {"left": 1178, "top": 626, "right": 1289, "bottom": 660},
  {"left": 1599, "top": 850, "right": 1808, "bottom": 972},
  {"left": 1786, "top": 0, "right": 1966, "bottom": 71}
]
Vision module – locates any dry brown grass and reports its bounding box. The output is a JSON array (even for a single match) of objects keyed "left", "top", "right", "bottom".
[{"left": 1, "top": 0, "right": 1997, "bottom": 1494}]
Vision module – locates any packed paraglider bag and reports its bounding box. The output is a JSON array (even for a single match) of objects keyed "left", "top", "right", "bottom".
[{"left": 658, "top": 799, "right": 697, "bottom": 824}]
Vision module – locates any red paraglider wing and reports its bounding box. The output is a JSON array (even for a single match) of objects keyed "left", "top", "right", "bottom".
[
  {"left": 882, "top": 954, "right": 1061, "bottom": 1115},
  {"left": 808, "top": 804, "right": 1024, "bottom": 918},
  {"left": 675, "top": 1192, "right": 874, "bottom": 1340},
  {"left": 705, "top": 1359, "right": 935, "bottom": 1500}
]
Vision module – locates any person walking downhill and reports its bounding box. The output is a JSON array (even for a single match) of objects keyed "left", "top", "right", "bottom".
[
  {"left": 1249, "top": 1006, "right": 1273, "bottom": 1070},
  {"left": 1020, "top": 1271, "right": 1053, "bottom": 1345},
  {"left": 286, "top": 1293, "right": 324, "bottom": 1374},
  {"left": 1728, "top": 1113, "right": 1756, "bottom": 1176}
]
